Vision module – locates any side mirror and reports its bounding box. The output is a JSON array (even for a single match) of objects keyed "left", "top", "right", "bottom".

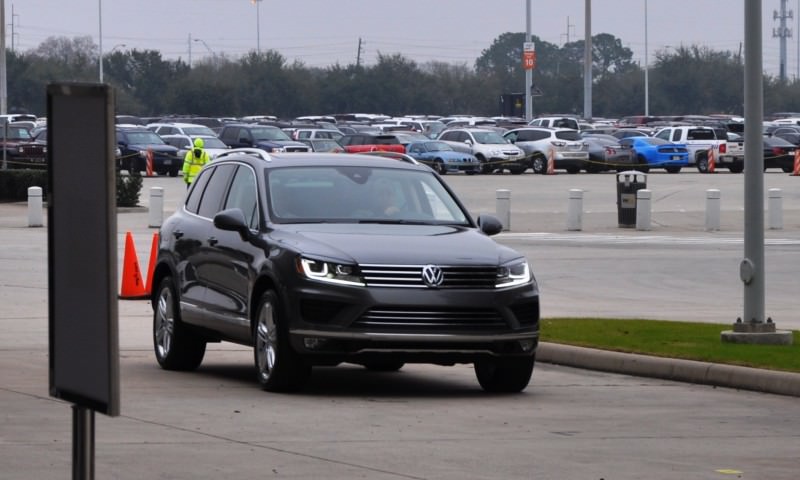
[
  {"left": 477, "top": 214, "right": 503, "bottom": 236},
  {"left": 214, "top": 208, "right": 250, "bottom": 240}
]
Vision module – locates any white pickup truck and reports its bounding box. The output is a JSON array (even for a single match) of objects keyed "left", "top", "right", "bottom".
[{"left": 652, "top": 126, "right": 744, "bottom": 173}]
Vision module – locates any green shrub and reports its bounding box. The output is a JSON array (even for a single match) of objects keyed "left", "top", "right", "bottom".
[
  {"left": 0, "top": 168, "right": 142, "bottom": 207},
  {"left": 0, "top": 169, "right": 48, "bottom": 201},
  {"left": 116, "top": 170, "right": 142, "bottom": 207}
]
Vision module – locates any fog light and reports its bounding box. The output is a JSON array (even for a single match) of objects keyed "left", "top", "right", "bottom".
[
  {"left": 303, "top": 337, "right": 327, "bottom": 350},
  {"left": 519, "top": 340, "right": 535, "bottom": 352}
]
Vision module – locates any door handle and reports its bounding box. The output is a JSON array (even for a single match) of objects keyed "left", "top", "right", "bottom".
[
  {"left": 172, "top": 230, "right": 183, "bottom": 239},
  {"left": 207, "top": 237, "right": 218, "bottom": 246}
]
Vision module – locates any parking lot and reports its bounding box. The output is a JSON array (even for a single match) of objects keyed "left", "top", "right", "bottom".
[{"left": 2, "top": 169, "right": 799, "bottom": 478}]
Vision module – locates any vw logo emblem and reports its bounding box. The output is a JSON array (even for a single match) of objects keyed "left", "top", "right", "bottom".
[{"left": 421, "top": 265, "right": 444, "bottom": 288}]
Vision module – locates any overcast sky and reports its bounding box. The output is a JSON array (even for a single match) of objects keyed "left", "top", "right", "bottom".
[{"left": 7, "top": 0, "right": 798, "bottom": 76}]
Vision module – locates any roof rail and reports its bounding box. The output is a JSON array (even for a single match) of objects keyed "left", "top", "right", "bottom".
[{"left": 214, "top": 148, "right": 273, "bottom": 162}]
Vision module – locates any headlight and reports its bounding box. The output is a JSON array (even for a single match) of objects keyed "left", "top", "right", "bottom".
[
  {"left": 490, "top": 149, "right": 501, "bottom": 156},
  {"left": 297, "top": 257, "right": 365, "bottom": 286},
  {"left": 138, "top": 150, "right": 148, "bottom": 158},
  {"left": 271, "top": 147, "right": 286, "bottom": 153},
  {"left": 496, "top": 260, "right": 532, "bottom": 289}
]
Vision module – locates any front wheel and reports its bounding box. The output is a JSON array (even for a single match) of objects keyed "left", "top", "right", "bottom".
[
  {"left": 477, "top": 155, "right": 492, "bottom": 174},
  {"left": 474, "top": 356, "right": 535, "bottom": 393},
  {"left": 729, "top": 164, "right": 744, "bottom": 173},
  {"left": 665, "top": 166, "right": 681, "bottom": 174},
  {"left": 434, "top": 159, "right": 447, "bottom": 175},
  {"left": 531, "top": 155, "right": 546, "bottom": 174},
  {"left": 253, "top": 290, "right": 311, "bottom": 392},
  {"left": 153, "top": 277, "right": 206, "bottom": 370},
  {"left": 635, "top": 155, "right": 650, "bottom": 173}
]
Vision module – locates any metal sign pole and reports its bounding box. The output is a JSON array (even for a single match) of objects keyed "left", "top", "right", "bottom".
[{"left": 72, "top": 405, "right": 95, "bottom": 480}]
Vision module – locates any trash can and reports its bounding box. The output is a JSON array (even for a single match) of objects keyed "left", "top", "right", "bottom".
[{"left": 616, "top": 170, "right": 647, "bottom": 228}]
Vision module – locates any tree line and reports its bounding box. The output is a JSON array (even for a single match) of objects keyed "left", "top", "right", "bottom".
[{"left": 7, "top": 32, "right": 800, "bottom": 120}]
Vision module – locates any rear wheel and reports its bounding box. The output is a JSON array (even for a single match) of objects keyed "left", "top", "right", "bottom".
[
  {"left": 253, "top": 290, "right": 311, "bottom": 392},
  {"left": 434, "top": 159, "right": 447, "bottom": 175},
  {"left": 665, "top": 166, "right": 681, "bottom": 174},
  {"left": 729, "top": 164, "right": 744, "bottom": 173},
  {"left": 532, "top": 155, "right": 546, "bottom": 174},
  {"left": 153, "top": 277, "right": 206, "bottom": 371},
  {"left": 696, "top": 154, "right": 709, "bottom": 173},
  {"left": 474, "top": 356, "right": 535, "bottom": 393}
]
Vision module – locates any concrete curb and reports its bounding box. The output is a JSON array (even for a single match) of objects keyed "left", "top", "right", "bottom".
[{"left": 537, "top": 342, "right": 800, "bottom": 397}]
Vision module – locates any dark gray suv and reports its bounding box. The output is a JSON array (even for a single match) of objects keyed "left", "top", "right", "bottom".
[{"left": 150, "top": 151, "right": 540, "bottom": 392}]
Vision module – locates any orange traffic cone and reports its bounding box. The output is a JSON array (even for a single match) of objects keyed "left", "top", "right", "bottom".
[
  {"left": 792, "top": 149, "right": 800, "bottom": 176},
  {"left": 144, "top": 232, "right": 159, "bottom": 295},
  {"left": 119, "top": 231, "right": 148, "bottom": 299},
  {"left": 547, "top": 147, "right": 556, "bottom": 175},
  {"left": 707, "top": 147, "right": 716, "bottom": 173}
]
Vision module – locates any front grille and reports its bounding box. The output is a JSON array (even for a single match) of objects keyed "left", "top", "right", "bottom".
[
  {"left": 361, "top": 264, "right": 498, "bottom": 289},
  {"left": 285, "top": 146, "right": 311, "bottom": 152},
  {"left": 354, "top": 307, "right": 506, "bottom": 333}
]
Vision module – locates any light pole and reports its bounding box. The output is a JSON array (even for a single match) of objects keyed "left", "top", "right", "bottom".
[
  {"left": 644, "top": 0, "right": 649, "bottom": 116},
  {"left": 252, "top": 0, "right": 262, "bottom": 54},
  {"left": 98, "top": 0, "right": 104, "bottom": 82},
  {"left": 194, "top": 38, "right": 215, "bottom": 57}
]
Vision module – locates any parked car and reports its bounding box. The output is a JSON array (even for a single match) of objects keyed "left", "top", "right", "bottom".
[
  {"left": 438, "top": 127, "right": 526, "bottom": 174},
  {"left": 581, "top": 133, "right": 635, "bottom": 172},
  {"left": 116, "top": 126, "right": 182, "bottom": 176},
  {"left": 298, "top": 138, "right": 345, "bottom": 153},
  {"left": 147, "top": 122, "right": 218, "bottom": 138},
  {"left": 405, "top": 140, "right": 480, "bottom": 175},
  {"left": 0, "top": 123, "right": 41, "bottom": 169},
  {"left": 763, "top": 136, "right": 797, "bottom": 171},
  {"left": 160, "top": 134, "right": 231, "bottom": 159},
  {"left": 611, "top": 129, "right": 651, "bottom": 140},
  {"left": 503, "top": 127, "right": 589, "bottom": 174},
  {"left": 149, "top": 151, "right": 540, "bottom": 393},
  {"left": 617, "top": 136, "right": 689, "bottom": 173},
  {"left": 218, "top": 124, "right": 311, "bottom": 152},
  {"left": 286, "top": 128, "right": 344, "bottom": 142}
]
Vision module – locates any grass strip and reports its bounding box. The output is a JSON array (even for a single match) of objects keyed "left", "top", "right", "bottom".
[{"left": 540, "top": 318, "right": 800, "bottom": 373}]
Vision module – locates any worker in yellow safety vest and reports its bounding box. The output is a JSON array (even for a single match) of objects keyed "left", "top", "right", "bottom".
[{"left": 182, "top": 137, "right": 211, "bottom": 188}]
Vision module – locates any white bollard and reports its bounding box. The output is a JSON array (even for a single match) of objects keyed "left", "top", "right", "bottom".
[
  {"left": 635, "top": 189, "right": 652, "bottom": 231},
  {"left": 768, "top": 188, "right": 783, "bottom": 230},
  {"left": 148, "top": 186, "right": 164, "bottom": 228},
  {"left": 705, "top": 189, "right": 721, "bottom": 231},
  {"left": 27, "top": 186, "right": 43, "bottom": 228},
  {"left": 495, "top": 189, "right": 511, "bottom": 231},
  {"left": 566, "top": 188, "right": 583, "bottom": 231}
]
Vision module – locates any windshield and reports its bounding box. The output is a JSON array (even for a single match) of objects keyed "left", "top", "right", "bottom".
[
  {"left": 126, "top": 131, "right": 166, "bottom": 145},
  {"left": 267, "top": 166, "right": 470, "bottom": 224},
  {"left": 425, "top": 141, "right": 454, "bottom": 152},
  {"left": 251, "top": 127, "right": 292, "bottom": 141},
  {"left": 183, "top": 126, "right": 217, "bottom": 136},
  {"left": 0, "top": 126, "right": 32, "bottom": 140},
  {"left": 196, "top": 137, "right": 226, "bottom": 149},
  {"left": 471, "top": 131, "right": 508, "bottom": 144}
]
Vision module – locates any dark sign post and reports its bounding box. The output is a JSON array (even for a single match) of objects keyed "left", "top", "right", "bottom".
[{"left": 47, "top": 83, "right": 119, "bottom": 480}]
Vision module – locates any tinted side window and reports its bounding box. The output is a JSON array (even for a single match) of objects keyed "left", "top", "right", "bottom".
[
  {"left": 529, "top": 130, "right": 549, "bottom": 141},
  {"left": 185, "top": 165, "right": 215, "bottom": 214},
  {"left": 220, "top": 127, "right": 237, "bottom": 142},
  {"left": 655, "top": 130, "right": 671, "bottom": 141},
  {"left": 197, "top": 164, "right": 237, "bottom": 219},
  {"left": 223, "top": 166, "right": 259, "bottom": 230},
  {"left": 672, "top": 130, "right": 681, "bottom": 142}
]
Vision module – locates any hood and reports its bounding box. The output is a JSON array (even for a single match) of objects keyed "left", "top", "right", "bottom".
[{"left": 269, "top": 223, "right": 520, "bottom": 266}]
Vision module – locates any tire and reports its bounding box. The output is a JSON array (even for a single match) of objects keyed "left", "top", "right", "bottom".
[
  {"left": 168, "top": 167, "right": 180, "bottom": 177},
  {"left": 361, "top": 360, "right": 405, "bottom": 372},
  {"left": 508, "top": 165, "right": 526, "bottom": 175},
  {"left": 635, "top": 155, "right": 650, "bottom": 173},
  {"left": 665, "top": 166, "right": 681, "bottom": 174},
  {"left": 782, "top": 165, "right": 793, "bottom": 173},
  {"left": 476, "top": 155, "right": 492, "bottom": 174},
  {"left": 153, "top": 276, "right": 206, "bottom": 371},
  {"left": 474, "top": 355, "right": 535, "bottom": 393},
  {"left": 434, "top": 159, "right": 447, "bottom": 175},
  {"left": 566, "top": 167, "right": 580, "bottom": 174},
  {"left": 729, "top": 164, "right": 744, "bottom": 173},
  {"left": 253, "top": 290, "right": 311, "bottom": 392},
  {"left": 696, "top": 155, "right": 709, "bottom": 173},
  {"left": 532, "top": 155, "right": 546, "bottom": 174}
]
